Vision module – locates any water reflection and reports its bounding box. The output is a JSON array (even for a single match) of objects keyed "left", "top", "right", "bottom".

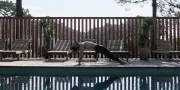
[
  {"left": 0, "top": 76, "right": 178, "bottom": 90},
  {"left": 71, "top": 76, "right": 119, "bottom": 90}
]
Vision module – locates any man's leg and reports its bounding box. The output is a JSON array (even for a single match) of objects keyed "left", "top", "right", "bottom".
[{"left": 94, "top": 45, "right": 126, "bottom": 64}]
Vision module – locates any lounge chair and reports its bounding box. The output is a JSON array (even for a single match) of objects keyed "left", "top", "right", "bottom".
[
  {"left": 0, "top": 39, "right": 31, "bottom": 60},
  {"left": 152, "top": 40, "right": 180, "bottom": 60},
  {"left": 81, "top": 39, "right": 98, "bottom": 62},
  {"left": 107, "top": 40, "right": 130, "bottom": 62},
  {"left": 47, "top": 40, "right": 71, "bottom": 61}
]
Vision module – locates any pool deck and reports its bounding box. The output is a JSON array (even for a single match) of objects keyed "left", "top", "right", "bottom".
[
  {"left": 0, "top": 58, "right": 180, "bottom": 76},
  {"left": 0, "top": 58, "right": 179, "bottom": 67}
]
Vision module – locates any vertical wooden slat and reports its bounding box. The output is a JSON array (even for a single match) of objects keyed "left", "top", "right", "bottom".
[
  {"left": 170, "top": 19, "right": 172, "bottom": 44},
  {"left": 131, "top": 19, "right": 134, "bottom": 57},
  {"left": 0, "top": 18, "right": 1, "bottom": 39},
  {"left": 9, "top": 19, "right": 12, "bottom": 50},
  {"left": 59, "top": 18, "right": 62, "bottom": 40},
  {"left": 100, "top": 19, "right": 103, "bottom": 58},
  {"left": 89, "top": 19, "right": 91, "bottom": 39},
  {"left": 162, "top": 19, "right": 165, "bottom": 40},
  {"left": 135, "top": 19, "right": 138, "bottom": 57},
  {"left": 39, "top": 19, "right": 42, "bottom": 57},
  {"left": 85, "top": 19, "right": 88, "bottom": 39},
  {"left": 22, "top": 18, "right": 26, "bottom": 57},
  {"left": 63, "top": 18, "right": 65, "bottom": 40},
  {"left": 5, "top": 19, "right": 8, "bottom": 49},
  {"left": 28, "top": 18, "right": 31, "bottom": 58},
  {"left": 117, "top": 19, "right": 119, "bottom": 40},
  {"left": 138, "top": 19, "right": 142, "bottom": 57},
  {"left": 50, "top": 19, "right": 53, "bottom": 50},
  {"left": 13, "top": 18, "right": 16, "bottom": 41},
  {"left": 128, "top": 19, "right": 131, "bottom": 56},
  {"left": 108, "top": 19, "right": 111, "bottom": 40},
  {"left": 157, "top": 19, "right": 161, "bottom": 39},
  {"left": 3, "top": 19, "right": 6, "bottom": 40},
  {"left": 151, "top": 18, "right": 156, "bottom": 57},
  {"left": 81, "top": 19, "right": 84, "bottom": 40},
  {"left": 105, "top": 19, "right": 107, "bottom": 46},
  {"left": 22, "top": 19, "right": 25, "bottom": 39},
  {"left": 100, "top": 19, "right": 103, "bottom": 45},
  {"left": 177, "top": 19, "right": 180, "bottom": 58},
  {"left": 74, "top": 19, "right": 76, "bottom": 41},
  {"left": 2, "top": 19, "right": 4, "bottom": 40},
  {"left": 166, "top": 19, "right": 169, "bottom": 41},
  {"left": 55, "top": 19, "right": 58, "bottom": 43},
  {"left": 66, "top": 18, "right": 69, "bottom": 40},
  {"left": 35, "top": 19, "right": 39, "bottom": 57},
  {"left": 18, "top": 18, "right": 20, "bottom": 39},
  {"left": 24, "top": 18, "right": 27, "bottom": 40},
  {"left": 112, "top": 19, "right": 115, "bottom": 39},
  {"left": 124, "top": 18, "right": 127, "bottom": 51},
  {"left": 93, "top": 19, "right": 96, "bottom": 39},
  {"left": 70, "top": 19, "right": 72, "bottom": 42},
  {"left": 173, "top": 19, "right": 176, "bottom": 51},
  {"left": 20, "top": 18, "right": 23, "bottom": 39},
  {"left": 15, "top": 18, "right": 18, "bottom": 39},
  {"left": 97, "top": 19, "right": 99, "bottom": 44},
  {"left": 4, "top": 18, "right": 7, "bottom": 54},
  {"left": 78, "top": 19, "right": 80, "bottom": 41},
  {"left": 32, "top": 19, "right": 35, "bottom": 58},
  {"left": 120, "top": 19, "right": 122, "bottom": 41}
]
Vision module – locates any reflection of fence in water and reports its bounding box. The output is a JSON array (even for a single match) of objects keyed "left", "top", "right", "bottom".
[{"left": 0, "top": 76, "right": 178, "bottom": 90}]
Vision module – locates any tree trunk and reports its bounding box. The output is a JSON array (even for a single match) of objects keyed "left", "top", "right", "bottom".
[
  {"left": 152, "top": 0, "right": 157, "bottom": 18},
  {"left": 16, "top": 0, "right": 23, "bottom": 17}
]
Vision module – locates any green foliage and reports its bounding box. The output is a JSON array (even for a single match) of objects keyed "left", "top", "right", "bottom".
[
  {"left": 138, "top": 17, "right": 154, "bottom": 48},
  {"left": 0, "top": 0, "right": 31, "bottom": 16},
  {"left": 138, "top": 32, "right": 147, "bottom": 48},
  {"left": 115, "top": 0, "right": 180, "bottom": 16},
  {"left": 39, "top": 19, "right": 54, "bottom": 50}
]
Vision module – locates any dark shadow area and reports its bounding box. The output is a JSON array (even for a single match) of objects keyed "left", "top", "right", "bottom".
[{"left": 70, "top": 76, "right": 119, "bottom": 90}]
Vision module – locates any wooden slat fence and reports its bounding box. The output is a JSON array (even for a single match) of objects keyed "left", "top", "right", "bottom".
[{"left": 0, "top": 17, "right": 180, "bottom": 58}]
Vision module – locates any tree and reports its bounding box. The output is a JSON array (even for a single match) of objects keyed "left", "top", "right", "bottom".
[
  {"left": 115, "top": 0, "right": 180, "bottom": 17},
  {"left": 16, "top": 0, "right": 23, "bottom": 17},
  {"left": 0, "top": 0, "right": 31, "bottom": 17}
]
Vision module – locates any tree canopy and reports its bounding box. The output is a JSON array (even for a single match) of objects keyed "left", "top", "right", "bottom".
[
  {"left": 0, "top": 0, "right": 31, "bottom": 17},
  {"left": 115, "top": 0, "right": 180, "bottom": 16}
]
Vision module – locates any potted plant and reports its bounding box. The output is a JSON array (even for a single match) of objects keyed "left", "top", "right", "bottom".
[
  {"left": 138, "top": 17, "right": 154, "bottom": 60},
  {"left": 39, "top": 19, "right": 54, "bottom": 59}
]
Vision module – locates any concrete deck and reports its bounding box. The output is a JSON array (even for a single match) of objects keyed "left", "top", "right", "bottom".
[
  {"left": 0, "top": 58, "right": 180, "bottom": 67},
  {"left": 0, "top": 58, "right": 180, "bottom": 76}
]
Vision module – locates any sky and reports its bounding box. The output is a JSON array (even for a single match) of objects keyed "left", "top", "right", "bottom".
[{"left": 9, "top": 0, "right": 160, "bottom": 17}]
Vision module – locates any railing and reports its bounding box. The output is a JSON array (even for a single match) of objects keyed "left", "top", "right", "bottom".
[{"left": 0, "top": 17, "right": 180, "bottom": 58}]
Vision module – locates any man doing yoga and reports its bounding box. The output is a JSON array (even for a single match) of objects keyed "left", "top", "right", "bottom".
[{"left": 67, "top": 40, "right": 126, "bottom": 65}]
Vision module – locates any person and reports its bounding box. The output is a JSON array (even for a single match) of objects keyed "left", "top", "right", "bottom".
[
  {"left": 67, "top": 41, "right": 126, "bottom": 65},
  {"left": 71, "top": 76, "right": 120, "bottom": 90}
]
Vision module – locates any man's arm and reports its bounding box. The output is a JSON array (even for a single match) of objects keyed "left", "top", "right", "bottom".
[{"left": 67, "top": 48, "right": 72, "bottom": 58}]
